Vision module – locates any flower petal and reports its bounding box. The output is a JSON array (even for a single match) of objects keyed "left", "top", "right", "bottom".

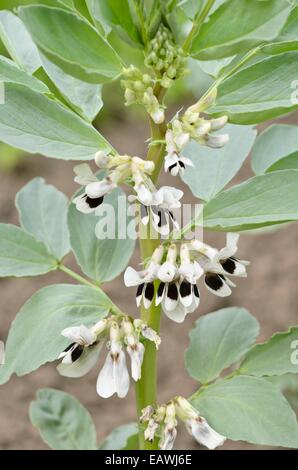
[
  {"left": 74, "top": 163, "right": 97, "bottom": 185},
  {"left": 187, "top": 417, "right": 226, "bottom": 450},
  {"left": 57, "top": 343, "right": 101, "bottom": 378}
]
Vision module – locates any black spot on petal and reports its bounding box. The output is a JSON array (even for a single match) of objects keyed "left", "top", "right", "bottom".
[
  {"left": 157, "top": 282, "right": 165, "bottom": 298},
  {"left": 86, "top": 195, "right": 104, "bottom": 208},
  {"left": 167, "top": 283, "right": 178, "bottom": 301},
  {"left": 63, "top": 342, "right": 75, "bottom": 353},
  {"left": 169, "top": 163, "right": 178, "bottom": 173},
  {"left": 205, "top": 273, "right": 224, "bottom": 291},
  {"left": 145, "top": 282, "right": 154, "bottom": 301},
  {"left": 71, "top": 345, "right": 84, "bottom": 362},
  {"left": 179, "top": 160, "right": 185, "bottom": 169},
  {"left": 136, "top": 283, "right": 145, "bottom": 298},
  {"left": 220, "top": 257, "right": 236, "bottom": 274},
  {"left": 179, "top": 280, "right": 191, "bottom": 298},
  {"left": 193, "top": 284, "right": 200, "bottom": 298}
]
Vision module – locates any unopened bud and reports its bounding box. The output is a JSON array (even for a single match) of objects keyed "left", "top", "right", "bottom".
[{"left": 95, "top": 150, "right": 109, "bottom": 168}]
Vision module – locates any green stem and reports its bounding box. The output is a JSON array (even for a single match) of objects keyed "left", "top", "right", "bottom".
[
  {"left": 135, "top": 84, "right": 167, "bottom": 449},
  {"left": 182, "top": 0, "right": 216, "bottom": 53}
]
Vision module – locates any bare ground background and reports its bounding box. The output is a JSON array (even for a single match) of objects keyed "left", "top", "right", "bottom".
[{"left": 0, "top": 109, "right": 297, "bottom": 450}]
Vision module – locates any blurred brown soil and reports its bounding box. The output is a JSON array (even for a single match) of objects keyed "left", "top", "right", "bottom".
[{"left": 0, "top": 110, "right": 297, "bottom": 450}]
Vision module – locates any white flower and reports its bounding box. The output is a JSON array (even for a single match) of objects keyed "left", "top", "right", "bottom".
[
  {"left": 122, "top": 317, "right": 145, "bottom": 382},
  {"left": 85, "top": 178, "right": 116, "bottom": 199},
  {"left": 144, "top": 419, "right": 160, "bottom": 442},
  {"left": 191, "top": 234, "right": 249, "bottom": 297},
  {"left": 159, "top": 403, "right": 178, "bottom": 450},
  {"left": 97, "top": 322, "right": 130, "bottom": 399},
  {"left": 72, "top": 164, "right": 110, "bottom": 214},
  {"left": 176, "top": 396, "right": 226, "bottom": 450},
  {"left": 57, "top": 324, "right": 101, "bottom": 378},
  {"left": 134, "top": 319, "right": 161, "bottom": 350},
  {"left": 124, "top": 246, "right": 164, "bottom": 309},
  {"left": 164, "top": 129, "right": 193, "bottom": 176},
  {"left": 156, "top": 244, "right": 201, "bottom": 323},
  {"left": 185, "top": 417, "right": 226, "bottom": 450},
  {"left": 164, "top": 152, "right": 193, "bottom": 176}
]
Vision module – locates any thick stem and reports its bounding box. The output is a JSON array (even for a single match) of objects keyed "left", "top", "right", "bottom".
[{"left": 135, "top": 85, "right": 167, "bottom": 448}]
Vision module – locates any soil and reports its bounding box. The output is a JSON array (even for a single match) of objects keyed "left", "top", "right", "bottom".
[{"left": 0, "top": 110, "right": 297, "bottom": 450}]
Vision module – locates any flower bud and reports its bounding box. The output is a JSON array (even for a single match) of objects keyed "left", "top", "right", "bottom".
[{"left": 94, "top": 150, "right": 109, "bottom": 168}]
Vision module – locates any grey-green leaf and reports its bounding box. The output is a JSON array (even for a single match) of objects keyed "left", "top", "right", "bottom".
[
  {"left": 252, "top": 124, "right": 298, "bottom": 175},
  {"left": 99, "top": 423, "right": 138, "bottom": 450},
  {"left": 68, "top": 188, "right": 135, "bottom": 283},
  {"left": 185, "top": 307, "right": 260, "bottom": 384},
  {"left": 30, "top": 388, "right": 97, "bottom": 450},
  {"left": 0, "top": 284, "right": 112, "bottom": 384},
  {"left": 210, "top": 52, "right": 298, "bottom": 124},
  {"left": 182, "top": 124, "right": 256, "bottom": 201},
  {"left": 0, "top": 223, "right": 57, "bottom": 277},
  {"left": 239, "top": 328, "right": 298, "bottom": 377},
  {"left": 192, "top": 376, "right": 298, "bottom": 448},
  {"left": 266, "top": 153, "right": 298, "bottom": 173},
  {"left": 202, "top": 170, "right": 298, "bottom": 231},
  {"left": 191, "top": 0, "right": 291, "bottom": 59},
  {"left": 262, "top": 5, "right": 298, "bottom": 55},
  {"left": 19, "top": 5, "right": 123, "bottom": 84},
  {"left": 15, "top": 178, "right": 70, "bottom": 261},
  {"left": 0, "top": 10, "right": 41, "bottom": 73},
  {"left": 39, "top": 53, "right": 103, "bottom": 122},
  {"left": 0, "top": 55, "right": 47, "bottom": 93},
  {"left": 0, "top": 83, "right": 112, "bottom": 160}
]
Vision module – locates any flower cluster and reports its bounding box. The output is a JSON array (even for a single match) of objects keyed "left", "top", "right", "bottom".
[
  {"left": 57, "top": 316, "right": 160, "bottom": 398},
  {"left": 145, "top": 24, "right": 186, "bottom": 89},
  {"left": 140, "top": 396, "right": 226, "bottom": 450},
  {"left": 164, "top": 90, "right": 229, "bottom": 177},
  {"left": 121, "top": 65, "right": 165, "bottom": 124},
  {"left": 124, "top": 233, "right": 249, "bottom": 323},
  {"left": 73, "top": 150, "right": 184, "bottom": 235}
]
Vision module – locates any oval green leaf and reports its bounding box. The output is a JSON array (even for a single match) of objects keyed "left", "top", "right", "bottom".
[
  {"left": 0, "top": 83, "right": 112, "bottom": 160},
  {"left": 0, "top": 284, "right": 112, "bottom": 384},
  {"left": 30, "top": 388, "right": 97, "bottom": 450},
  {"left": 192, "top": 376, "right": 298, "bottom": 448},
  {"left": 19, "top": 5, "right": 123, "bottom": 83},
  {"left": 185, "top": 307, "right": 260, "bottom": 384},
  {"left": 68, "top": 188, "right": 135, "bottom": 283},
  {"left": 0, "top": 223, "right": 57, "bottom": 277},
  {"left": 16, "top": 178, "right": 70, "bottom": 261}
]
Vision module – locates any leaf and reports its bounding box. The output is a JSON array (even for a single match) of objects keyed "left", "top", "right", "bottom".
[
  {"left": 0, "top": 284, "right": 112, "bottom": 384},
  {"left": 0, "top": 55, "right": 47, "bottom": 93},
  {"left": 185, "top": 307, "right": 259, "bottom": 384},
  {"left": 190, "top": 0, "right": 291, "bottom": 59},
  {"left": 192, "top": 376, "right": 298, "bottom": 448},
  {"left": 87, "top": 0, "right": 142, "bottom": 45},
  {"left": 210, "top": 52, "right": 298, "bottom": 124},
  {"left": 0, "top": 10, "right": 41, "bottom": 73},
  {"left": 267, "top": 153, "right": 298, "bottom": 173},
  {"left": 202, "top": 170, "right": 298, "bottom": 231},
  {"left": 0, "top": 83, "right": 112, "bottom": 160},
  {"left": 57, "top": 0, "right": 75, "bottom": 9},
  {"left": 40, "top": 53, "right": 103, "bottom": 122},
  {"left": 0, "top": 223, "right": 57, "bottom": 277},
  {"left": 15, "top": 178, "right": 70, "bottom": 261},
  {"left": 177, "top": 0, "right": 203, "bottom": 19},
  {"left": 182, "top": 124, "right": 256, "bottom": 201},
  {"left": 99, "top": 423, "right": 138, "bottom": 450},
  {"left": 239, "top": 328, "right": 298, "bottom": 377},
  {"left": 68, "top": 188, "right": 135, "bottom": 283},
  {"left": 262, "top": 5, "right": 298, "bottom": 55},
  {"left": 19, "top": 5, "right": 123, "bottom": 84},
  {"left": 30, "top": 388, "right": 97, "bottom": 450},
  {"left": 252, "top": 124, "right": 298, "bottom": 174}
]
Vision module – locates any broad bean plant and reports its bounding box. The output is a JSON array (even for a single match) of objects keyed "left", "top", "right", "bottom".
[{"left": 0, "top": 0, "right": 298, "bottom": 451}]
